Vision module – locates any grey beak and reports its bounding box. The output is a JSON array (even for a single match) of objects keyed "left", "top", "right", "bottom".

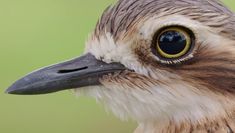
[{"left": 6, "top": 53, "right": 126, "bottom": 95}]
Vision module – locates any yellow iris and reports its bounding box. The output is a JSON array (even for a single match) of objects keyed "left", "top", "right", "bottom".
[{"left": 156, "top": 27, "right": 191, "bottom": 59}]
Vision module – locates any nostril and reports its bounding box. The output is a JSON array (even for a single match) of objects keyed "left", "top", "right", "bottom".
[{"left": 57, "top": 66, "right": 88, "bottom": 74}]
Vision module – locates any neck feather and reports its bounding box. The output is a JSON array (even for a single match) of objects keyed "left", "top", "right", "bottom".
[{"left": 134, "top": 111, "right": 235, "bottom": 133}]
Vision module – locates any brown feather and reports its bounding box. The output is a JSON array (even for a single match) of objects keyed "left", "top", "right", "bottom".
[
  {"left": 89, "top": 0, "right": 235, "bottom": 132},
  {"left": 95, "top": 0, "right": 235, "bottom": 40}
]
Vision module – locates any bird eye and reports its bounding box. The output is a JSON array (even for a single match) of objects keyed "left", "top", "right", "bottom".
[{"left": 152, "top": 26, "right": 194, "bottom": 59}]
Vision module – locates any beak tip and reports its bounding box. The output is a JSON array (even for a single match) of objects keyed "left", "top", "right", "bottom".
[
  {"left": 5, "top": 89, "right": 10, "bottom": 94},
  {"left": 5, "top": 83, "right": 27, "bottom": 95},
  {"left": 5, "top": 91, "right": 13, "bottom": 95},
  {"left": 5, "top": 86, "right": 18, "bottom": 95},
  {"left": 5, "top": 90, "right": 10, "bottom": 94}
]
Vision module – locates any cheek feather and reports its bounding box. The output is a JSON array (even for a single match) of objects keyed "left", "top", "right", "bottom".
[
  {"left": 178, "top": 43, "right": 235, "bottom": 94},
  {"left": 79, "top": 70, "right": 234, "bottom": 123},
  {"left": 100, "top": 71, "right": 157, "bottom": 92}
]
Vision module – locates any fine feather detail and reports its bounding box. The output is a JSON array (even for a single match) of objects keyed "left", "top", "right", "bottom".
[
  {"left": 80, "top": 0, "right": 235, "bottom": 132},
  {"left": 95, "top": 0, "right": 235, "bottom": 41}
]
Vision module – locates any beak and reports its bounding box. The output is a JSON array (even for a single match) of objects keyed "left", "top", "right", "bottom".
[{"left": 6, "top": 53, "right": 126, "bottom": 95}]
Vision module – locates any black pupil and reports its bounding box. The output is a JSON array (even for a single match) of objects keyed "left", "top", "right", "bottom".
[{"left": 158, "top": 30, "right": 187, "bottom": 55}]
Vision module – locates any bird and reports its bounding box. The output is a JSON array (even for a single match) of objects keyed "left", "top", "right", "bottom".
[{"left": 5, "top": 0, "right": 235, "bottom": 132}]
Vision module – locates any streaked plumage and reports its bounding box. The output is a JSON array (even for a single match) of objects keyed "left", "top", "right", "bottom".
[{"left": 6, "top": 0, "right": 235, "bottom": 132}]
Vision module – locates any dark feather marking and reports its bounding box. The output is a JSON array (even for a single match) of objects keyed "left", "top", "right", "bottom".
[{"left": 95, "top": 0, "right": 235, "bottom": 40}]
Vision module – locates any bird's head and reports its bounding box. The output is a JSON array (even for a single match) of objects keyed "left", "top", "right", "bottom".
[{"left": 6, "top": 0, "right": 235, "bottom": 124}]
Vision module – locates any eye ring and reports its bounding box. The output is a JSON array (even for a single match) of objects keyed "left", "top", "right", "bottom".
[{"left": 152, "top": 26, "right": 195, "bottom": 60}]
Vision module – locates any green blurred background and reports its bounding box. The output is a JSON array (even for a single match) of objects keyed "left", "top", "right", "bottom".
[{"left": 0, "top": 0, "right": 234, "bottom": 133}]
